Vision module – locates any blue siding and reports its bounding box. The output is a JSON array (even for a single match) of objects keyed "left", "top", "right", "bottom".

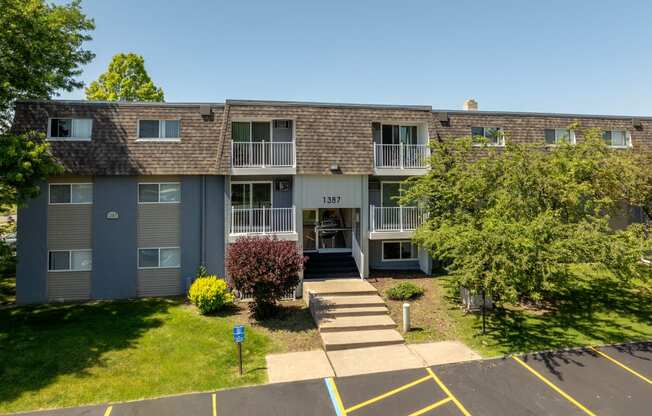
[
  {"left": 91, "top": 176, "right": 138, "bottom": 299},
  {"left": 369, "top": 239, "right": 420, "bottom": 270},
  {"left": 181, "top": 176, "right": 202, "bottom": 289},
  {"left": 205, "top": 176, "right": 225, "bottom": 276},
  {"left": 16, "top": 182, "right": 48, "bottom": 304}
]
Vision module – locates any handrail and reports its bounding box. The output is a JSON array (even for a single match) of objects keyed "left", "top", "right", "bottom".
[
  {"left": 370, "top": 205, "right": 425, "bottom": 232},
  {"left": 231, "top": 141, "right": 295, "bottom": 168},
  {"left": 374, "top": 143, "right": 429, "bottom": 169}
]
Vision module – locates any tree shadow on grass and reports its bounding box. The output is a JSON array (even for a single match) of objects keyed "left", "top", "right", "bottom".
[
  {"left": 0, "top": 298, "right": 175, "bottom": 406},
  {"left": 441, "top": 272, "right": 652, "bottom": 357},
  {"left": 254, "top": 304, "right": 317, "bottom": 333}
]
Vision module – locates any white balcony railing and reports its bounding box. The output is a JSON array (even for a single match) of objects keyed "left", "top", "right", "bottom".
[
  {"left": 230, "top": 206, "right": 296, "bottom": 235},
  {"left": 370, "top": 205, "right": 426, "bottom": 232},
  {"left": 374, "top": 143, "right": 429, "bottom": 169},
  {"left": 231, "top": 141, "right": 295, "bottom": 168}
]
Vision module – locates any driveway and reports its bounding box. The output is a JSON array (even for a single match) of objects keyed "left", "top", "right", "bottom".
[{"left": 16, "top": 341, "right": 652, "bottom": 416}]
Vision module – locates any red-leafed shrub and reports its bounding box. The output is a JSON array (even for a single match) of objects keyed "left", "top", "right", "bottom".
[{"left": 226, "top": 236, "right": 306, "bottom": 320}]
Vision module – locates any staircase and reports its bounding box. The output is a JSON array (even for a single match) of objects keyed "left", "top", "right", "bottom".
[
  {"left": 304, "top": 253, "right": 359, "bottom": 279},
  {"left": 304, "top": 279, "right": 405, "bottom": 351}
]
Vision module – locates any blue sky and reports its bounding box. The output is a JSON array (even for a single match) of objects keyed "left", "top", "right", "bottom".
[{"left": 55, "top": 0, "right": 652, "bottom": 115}]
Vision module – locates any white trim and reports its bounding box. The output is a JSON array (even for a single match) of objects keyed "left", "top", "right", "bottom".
[
  {"left": 381, "top": 240, "right": 418, "bottom": 262},
  {"left": 544, "top": 128, "right": 576, "bottom": 146},
  {"left": 137, "top": 182, "right": 181, "bottom": 204},
  {"left": 604, "top": 129, "right": 633, "bottom": 148},
  {"left": 230, "top": 118, "right": 297, "bottom": 142},
  {"left": 46, "top": 117, "right": 93, "bottom": 141},
  {"left": 48, "top": 249, "right": 92, "bottom": 272},
  {"left": 48, "top": 183, "right": 93, "bottom": 205},
  {"left": 136, "top": 119, "right": 182, "bottom": 140},
  {"left": 137, "top": 247, "right": 181, "bottom": 269}
]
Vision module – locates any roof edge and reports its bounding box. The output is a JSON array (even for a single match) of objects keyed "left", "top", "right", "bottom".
[
  {"left": 15, "top": 99, "right": 225, "bottom": 108},
  {"left": 433, "top": 109, "right": 652, "bottom": 121},
  {"left": 225, "top": 99, "right": 433, "bottom": 111}
]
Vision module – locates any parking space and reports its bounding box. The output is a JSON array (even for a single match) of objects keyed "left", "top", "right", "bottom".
[
  {"left": 518, "top": 347, "right": 651, "bottom": 415},
  {"left": 15, "top": 341, "right": 652, "bottom": 416},
  {"left": 329, "top": 367, "right": 459, "bottom": 416}
]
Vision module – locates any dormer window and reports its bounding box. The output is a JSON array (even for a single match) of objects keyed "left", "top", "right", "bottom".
[
  {"left": 603, "top": 130, "right": 631, "bottom": 148},
  {"left": 48, "top": 118, "right": 92, "bottom": 141},
  {"left": 545, "top": 128, "right": 575, "bottom": 145},
  {"left": 471, "top": 127, "right": 505, "bottom": 146},
  {"left": 137, "top": 120, "right": 180, "bottom": 141}
]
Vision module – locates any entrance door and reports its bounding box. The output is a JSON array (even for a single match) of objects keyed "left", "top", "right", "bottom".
[
  {"left": 302, "top": 209, "right": 318, "bottom": 252},
  {"left": 316, "top": 208, "right": 353, "bottom": 253}
]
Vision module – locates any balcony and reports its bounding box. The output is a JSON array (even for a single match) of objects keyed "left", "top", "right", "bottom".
[
  {"left": 231, "top": 141, "right": 296, "bottom": 174},
  {"left": 229, "top": 206, "right": 298, "bottom": 242},
  {"left": 369, "top": 205, "right": 426, "bottom": 239},
  {"left": 374, "top": 143, "right": 429, "bottom": 175}
]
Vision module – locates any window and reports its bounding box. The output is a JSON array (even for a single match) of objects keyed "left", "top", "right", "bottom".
[
  {"left": 544, "top": 128, "right": 575, "bottom": 145},
  {"left": 382, "top": 241, "right": 418, "bottom": 261},
  {"left": 231, "top": 182, "right": 272, "bottom": 208},
  {"left": 49, "top": 183, "right": 93, "bottom": 204},
  {"left": 48, "top": 250, "right": 92, "bottom": 271},
  {"left": 380, "top": 124, "right": 418, "bottom": 145},
  {"left": 603, "top": 130, "right": 631, "bottom": 147},
  {"left": 471, "top": 127, "right": 505, "bottom": 146},
  {"left": 138, "top": 120, "right": 180, "bottom": 140},
  {"left": 138, "top": 247, "right": 181, "bottom": 269},
  {"left": 48, "top": 118, "right": 92, "bottom": 140},
  {"left": 138, "top": 183, "right": 180, "bottom": 203},
  {"left": 232, "top": 120, "right": 294, "bottom": 142}
]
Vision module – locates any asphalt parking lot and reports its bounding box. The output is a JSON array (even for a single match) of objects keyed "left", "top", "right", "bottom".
[{"left": 17, "top": 341, "right": 651, "bottom": 416}]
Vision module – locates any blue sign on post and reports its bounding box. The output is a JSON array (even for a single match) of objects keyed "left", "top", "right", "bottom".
[{"left": 233, "top": 325, "right": 245, "bottom": 343}]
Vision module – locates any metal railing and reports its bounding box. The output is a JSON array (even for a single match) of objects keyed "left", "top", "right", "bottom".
[
  {"left": 374, "top": 143, "right": 429, "bottom": 169},
  {"left": 370, "top": 205, "right": 426, "bottom": 232},
  {"left": 231, "top": 141, "right": 295, "bottom": 168},
  {"left": 230, "top": 206, "right": 296, "bottom": 235}
]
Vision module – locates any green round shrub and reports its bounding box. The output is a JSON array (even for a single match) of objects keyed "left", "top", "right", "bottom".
[
  {"left": 188, "top": 276, "right": 235, "bottom": 314},
  {"left": 386, "top": 282, "right": 424, "bottom": 301}
]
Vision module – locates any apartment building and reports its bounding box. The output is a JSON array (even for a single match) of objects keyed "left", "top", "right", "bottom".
[{"left": 12, "top": 99, "right": 651, "bottom": 304}]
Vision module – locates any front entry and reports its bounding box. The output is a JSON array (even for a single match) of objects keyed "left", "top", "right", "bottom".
[{"left": 303, "top": 208, "right": 353, "bottom": 254}]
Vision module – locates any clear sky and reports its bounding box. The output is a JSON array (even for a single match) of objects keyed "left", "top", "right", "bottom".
[{"left": 55, "top": 0, "right": 652, "bottom": 115}]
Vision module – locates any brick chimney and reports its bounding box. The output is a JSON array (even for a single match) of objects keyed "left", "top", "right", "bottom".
[{"left": 464, "top": 99, "right": 478, "bottom": 111}]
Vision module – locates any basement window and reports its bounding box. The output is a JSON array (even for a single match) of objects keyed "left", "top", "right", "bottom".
[{"left": 382, "top": 241, "right": 418, "bottom": 261}]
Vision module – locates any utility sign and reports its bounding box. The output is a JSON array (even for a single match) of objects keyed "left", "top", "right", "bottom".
[
  {"left": 233, "top": 325, "right": 245, "bottom": 343},
  {"left": 233, "top": 325, "right": 245, "bottom": 375}
]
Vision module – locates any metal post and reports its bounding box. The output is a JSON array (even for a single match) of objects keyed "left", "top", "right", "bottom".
[
  {"left": 370, "top": 205, "right": 375, "bottom": 232},
  {"left": 237, "top": 342, "right": 243, "bottom": 375},
  {"left": 402, "top": 303, "right": 410, "bottom": 333},
  {"left": 399, "top": 142, "right": 404, "bottom": 169},
  {"left": 399, "top": 206, "right": 404, "bottom": 232}
]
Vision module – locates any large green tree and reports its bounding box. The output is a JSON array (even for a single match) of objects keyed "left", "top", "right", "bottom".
[
  {"left": 403, "top": 128, "right": 651, "bottom": 304},
  {"left": 85, "top": 53, "right": 164, "bottom": 102},
  {"left": 0, "top": 0, "right": 94, "bottom": 211}
]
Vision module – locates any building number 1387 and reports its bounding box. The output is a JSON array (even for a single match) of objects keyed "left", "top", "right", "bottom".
[{"left": 323, "top": 196, "right": 341, "bottom": 204}]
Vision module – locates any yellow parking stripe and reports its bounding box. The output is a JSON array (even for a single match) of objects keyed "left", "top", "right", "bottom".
[
  {"left": 512, "top": 356, "right": 596, "bottom": 416},
  {"left": 589, "top": 346, "right": 652, "bottom": 385},
  {"left": 426, "top": 367, "right": 472, "bottom": 416},
  {"left": 103, "top": 406, "right": 112, "bottom": 416},
  {"left": 345, "top": 374, "right": 433, "bottom": 413},
  {"left": 212, "top": 393, "right": 217, "bottom": 416},
  {"left": 407, "top": 397, "right": 452, "bottom": 416}
]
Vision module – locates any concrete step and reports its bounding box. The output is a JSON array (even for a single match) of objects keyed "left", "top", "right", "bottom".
[
  {"left": 317, "top": 314, "right": 397, "bottom": 332},
  {"left": 314, "top": 295, "right": 386, "bottom": 308},
  {"left": 316, "top": 306, "right": 389, "bottom": 318},
  {"left": 321, "top": 329, "right": 405, "bottom": 351},
  {"left": 304, "top": 279, "right": 378, "bottom": 297}
]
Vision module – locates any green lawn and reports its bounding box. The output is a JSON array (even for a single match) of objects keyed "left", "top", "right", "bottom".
[
  {"left": 0, "top": 298, "right": 317, "bottom": 414},
  {"left": 0, "top": 275, "right": 15, "bottom": 305},
  {"left": 375, "top": 266, "right": 652, "bottom": 358}
]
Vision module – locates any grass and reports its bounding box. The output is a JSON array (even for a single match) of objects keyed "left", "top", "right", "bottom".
[
  {"left": 371, "top": 265, "right": 652, "bottom": 358},
  {"left": 0, "top": 297, "right": 319, "bottom": 414},
  {"left": 0, "top": 275, "right": 15, "bottom": 306}
]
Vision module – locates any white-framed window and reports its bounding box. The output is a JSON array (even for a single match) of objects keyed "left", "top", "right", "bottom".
[
  {"left": 48, "top": 249, "right": 92, "bottom": 272},
  {"left": 138, "top": 247, "right": 181, "bottom": 269},
  {"left": 231, "top": 120, "right": 294, "bottom": 142},
  {"left": 603, "top": 130, "right": 632, "bottom": 148},
  {"left": 137, "top": 120, "right": 181, "bottom": 141},
  {"left": 47, "top": 118, "right": 93, "bottom": 141},
  {"left": 382, "top": 241, "right": 418, "bottom": 261},
  {"left": 544, "top": 128, "right": 576, "bottom": 145},
  {"left": 471, "top": 127, "right": 505, "bottom": 146},
  {"left": 49, "top": 183, "right": 93, "bottom": 204},
  {"left": 138, "top": 183, "right": 181, "bottom": 203}
]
